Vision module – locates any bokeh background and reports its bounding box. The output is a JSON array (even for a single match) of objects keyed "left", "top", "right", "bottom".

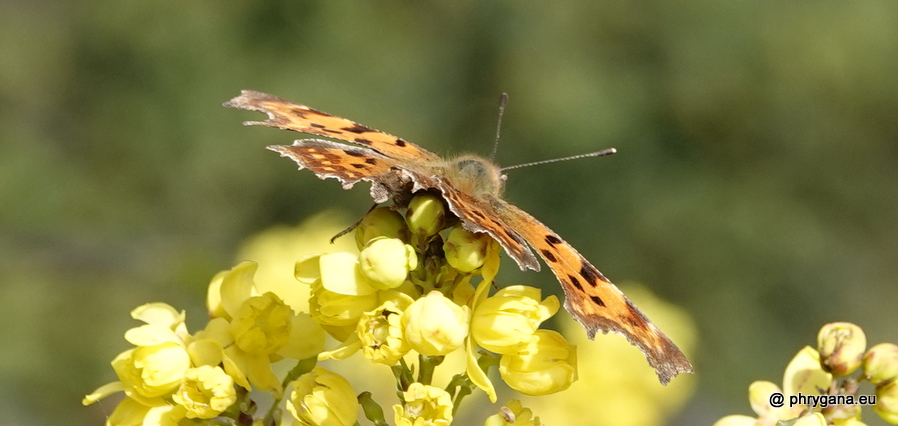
[{"left": 2, "top": 0, "right": 897, "bottom": 425}]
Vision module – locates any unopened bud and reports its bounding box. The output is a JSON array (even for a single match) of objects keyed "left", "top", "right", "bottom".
[{"left": 818, "top": 322, "right": 866, "bottom": 377}]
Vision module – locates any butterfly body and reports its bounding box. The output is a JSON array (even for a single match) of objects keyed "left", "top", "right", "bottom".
[{"left": 225, "top": 90, "right": 693, "bottom": 384}]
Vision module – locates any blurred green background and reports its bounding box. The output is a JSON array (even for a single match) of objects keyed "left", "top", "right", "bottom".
[{"left": 2, "top": 0, "right": 897, "bottom": 425}]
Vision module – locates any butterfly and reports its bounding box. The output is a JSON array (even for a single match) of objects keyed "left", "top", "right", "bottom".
[{"left": 224, "top": 90, "right": 693, "bottom": 384}]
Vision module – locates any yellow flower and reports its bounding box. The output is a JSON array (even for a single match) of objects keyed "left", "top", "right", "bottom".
[
  {"left": 359, "top": 237, "right": 417, "bottom": 290},
  {"left": 817, "top": 322, "right": 866, "bottom": 376},
  {"left": 783, "top": 346, "right": 832, "bottom": 398},
  {"left": 230, "top": 292, "right": 293, "bottom": 355},
  {"left": 403, "top": 291, "right": 470, "bottom": 356},
  {"left": 747, "top": 380, "right": 802, "bottom": 424},
  {"left": 298, "top": 252, "right": 380, "bottom": 331},
  {"left": 499, "top": 329, "right": 577, "bottom": 395},
  {"left": 288, "top": 367, "right": 359, "bottom": 426},
  {"left": 355, "top": 206, "right": 411, "bottom": 249},
  {"left": 471, "top": 285, "right": 559, "bottom": 354},
  {"left": 405, "top": 193, "right": 446, "bottom": 237},
  {"left": 863, "top": 343, "right": 898, "bottom": 385},
  {"left": 112, "top": 342, "right": 191, "bottom": 403},
  {"left": 483, "top": 400, "right": 543, "bottom": 426},
  {"left": 393, "top": 382, "right": 453, "bottom": 426},
  {"left": 358, "top": 293, "right": 414, "bottom": 365},
  {"left": 443, "top": 227, "right": 491, "bottom": 273},
  {"left": 875, "top": 380, "right": 898, "bottom": 424},
  {"left": 173, "top": 365, "right": 237, "bottom": 419}
]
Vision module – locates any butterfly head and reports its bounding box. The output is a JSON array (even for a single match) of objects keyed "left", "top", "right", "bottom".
[{"left": 447, "top": 155, "right": 506, "bottom": 198}]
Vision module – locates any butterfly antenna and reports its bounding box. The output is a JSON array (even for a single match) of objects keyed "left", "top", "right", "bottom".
[
  {"left": 489, "top": 93, "right": 509, "bottom": 162},
  {"left": 500, "top": 148, "right": 617, "bottom": 171}
]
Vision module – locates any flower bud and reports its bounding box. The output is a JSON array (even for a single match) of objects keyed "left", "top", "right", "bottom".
[
  {"left": 356, "top": 207, "right": 410, "bottom": 249},
  {"left": 864, "top": 343, "right": 898, "bottom": 386},
  {"left": 230, "top": 292, "right": 293, "bottom": 355},
  {"left": 405, "top": 193, "right": 446, "bottom": 237},
  {"left": 748, "top": 381, "right": 781, "bottom": 416},
  {"left": 499, "top": 330, "right": 577, "bottom": 395},
  {"left": 471, "top": 286, "right": 559, "bottom": 355},
  {"left": 818, "top": 322, "right": 866, "bottom": 376},
  {"left": 288, "top": 367, "right": 359, "bottom": 426},
  {"left": 875, "top": 380, "right": 898, "bottom": 424},
  {"left": 359, "top": 237, "right": 417, "bottom": 290},
  {"left": 483, "top": 400, "right": 542, "bottom": 426},
  {"left": 443, "top": 226, "right": 491, "bottom": 273},
  {"left": 173, "top": 365, "right": 237, "bottom": 419},
  {"left": 402, "top": 291, "right": 470, "bottom": 356},
  {"left": 393, "top": 383, "right": 453, "bottom": 426}
]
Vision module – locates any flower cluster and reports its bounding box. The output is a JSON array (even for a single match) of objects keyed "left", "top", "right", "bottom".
[
  {"left": 713, "top": 322, "right": 898, "bottom": 426},
  {"left": 85, "top": 193, "right": 581, "bottom": 425}
]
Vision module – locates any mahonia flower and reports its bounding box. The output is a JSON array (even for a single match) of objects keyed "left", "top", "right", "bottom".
[
  {"left": 483, "top": 400, "right": 543, "bottom": 426},
  {"left": 471, "top": 285, "right": 559, "bottom": 354},
  {"left": 405, "top": 192, "right": 446, "bottom": 237},
  {"left": 356, "top": 206, "right": 411, "bottom": 249},
  {"left": 499, "top": 329, "right": 577, "bottom": 395},
  {"left": 358, "top": 294, "right": 414, "bottom": 365},
  {"left": 393, "top": 382, "right": 454, "bottom": 426},
  {"left": 443, "top": 226, "right": 491, "bottom": 272},
  {"left": 288, "top": 366, "right": 359, "bottom": 426},
  {"left": 863, "top": 343, "right": 898, "bottom": 385},
  {"left": 403, "top": 290, "right": 471, "bottom": 356},
  {"left": 359, "top": 237, "right": 418, "bottom": 290},
  {"left": 172, "top": 365, "right": 237, "bottom": 419},
  {"left": 230, "top": 292, "right": 293, "bottom": 355},
  {"left": 818, "top": 322, "right": 867, "bottom": 377},
  {"left": 876, "top": 380, "right": 898, "bottom": 424}
]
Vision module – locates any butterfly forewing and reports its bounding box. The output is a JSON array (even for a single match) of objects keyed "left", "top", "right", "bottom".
[{"left": 225, "top": 90, "right": 442, "bottom": 163}]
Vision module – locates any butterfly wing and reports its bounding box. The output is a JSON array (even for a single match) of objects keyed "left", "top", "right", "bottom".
[
  {"left": 225, "top": 91, "right": 442, "bottom": 163},
  {"left": 269, "top": 139, "right": 406, "bottom": 204},
  {"left": 495, "top": 200, "right": 693, "bottom": 385}
]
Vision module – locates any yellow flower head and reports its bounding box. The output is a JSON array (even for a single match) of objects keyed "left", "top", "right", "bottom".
[
  {"left": 402, "top": 291, "right": 470, "bottom": 356},
  {"left": 817, "top": 322, "right": 866, "bottom": 377},
  {"left": 173, "top": 365, "right": 237, "bottom": 419},
  {"left": 483, "top": 400, "right": 543, "bottom": 426},
  {"left": 230, "top": 292, "right": 293, "bottom": 355},
  {"left": 863, "top": 343, "right": 898, "bottom": 386},
  {"left": 359, "top": 237, "right": 418, "bottom": 290},
  {"left": 499, "top": 330, "right": 577, "bottom": 395},
  {"left": 358, "top": 293, "right": 415, "bottom": 365},
  {"left": 875, "top": 380, "right": 898, "bottom": 424},
  {"left": 405, "top": 193, "right": 446, "bottom": 237},
  {"left": 300, "top": 252, "right": 380, "bottom": 330},
  {"left": 355, "top": 206, "right": 411, "bottom": 249},
  {"left": 393, "top": 382, "right": 453, "bottom": 426},
  {"left": 443, "top": 227, "right": 491, "bottom": 273},
  {"left": 471, "top": 285, "right": 559, "bottom": 355},
  {"left": 112, "top": 342, "right": 191, "bottom": 402},
  {"left": 288, "top": 367, "right": 359, "bottom": 426}
]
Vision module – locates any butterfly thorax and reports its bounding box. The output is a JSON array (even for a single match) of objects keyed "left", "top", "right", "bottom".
[{"left": 443, "top": 155, "right": 506, "bottom": 198}]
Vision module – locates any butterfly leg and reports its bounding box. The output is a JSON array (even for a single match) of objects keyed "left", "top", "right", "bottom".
[{"left": 330, "top": 203, "right": 380, "bottom": 243}]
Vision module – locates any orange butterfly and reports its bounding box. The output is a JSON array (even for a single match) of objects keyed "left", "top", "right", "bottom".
[{"left": 224, "top": 91, "right": 693, "bottom": 384}]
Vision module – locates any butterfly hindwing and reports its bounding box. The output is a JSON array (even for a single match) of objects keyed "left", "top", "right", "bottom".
[
  {"left": 225, "top": 91, "right": 441, "bottom": 163},
  {"left": 496, "top": 201, "right": 693, "bottom": 384}
]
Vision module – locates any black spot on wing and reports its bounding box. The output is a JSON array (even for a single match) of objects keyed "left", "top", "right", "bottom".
[
  {"left": 350, "top": 163, "right": 366, "bottom": 169},
  {"left": 310, "top": 123, "right": 325, "bottom": 129},
  {"left": 354, "top": 137, "right": 372, "bottom": 144},
  {"left": 545, "top": 235, "right": 562, "bottom": 246},
  {"left": 395, "top": 138, "right": 407, "bottom": 147},
  {"left": 342, "top": 124, "right": 373, "bottom": 134},
  {"left": 568, "top": 275, "right": 583, "bottom": 291},
  {"left": 344, "top": 150, "right": 365, "bottom": 157},
  {"left": 365, "top": 158, "right": 378, "bottom": 165},
  {"left": 580, "top": 263, "right": 604, "bottom": 288},
  {"left": 590, "top": 295, "right": 606, "bottom": 307},
  {"left": 540, "top": 249, "right": 557, "bottom": 263}
]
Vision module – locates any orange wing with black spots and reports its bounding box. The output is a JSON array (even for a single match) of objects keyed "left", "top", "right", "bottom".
[
  {"left": 226, "top": 90, "right": 694, "bottom": 385},
  {"left": 496, "top": 200, "right": 693, "bottom": 385},
  {"left": 224, "top": 90, "right": 441, "bottom": 163}
]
